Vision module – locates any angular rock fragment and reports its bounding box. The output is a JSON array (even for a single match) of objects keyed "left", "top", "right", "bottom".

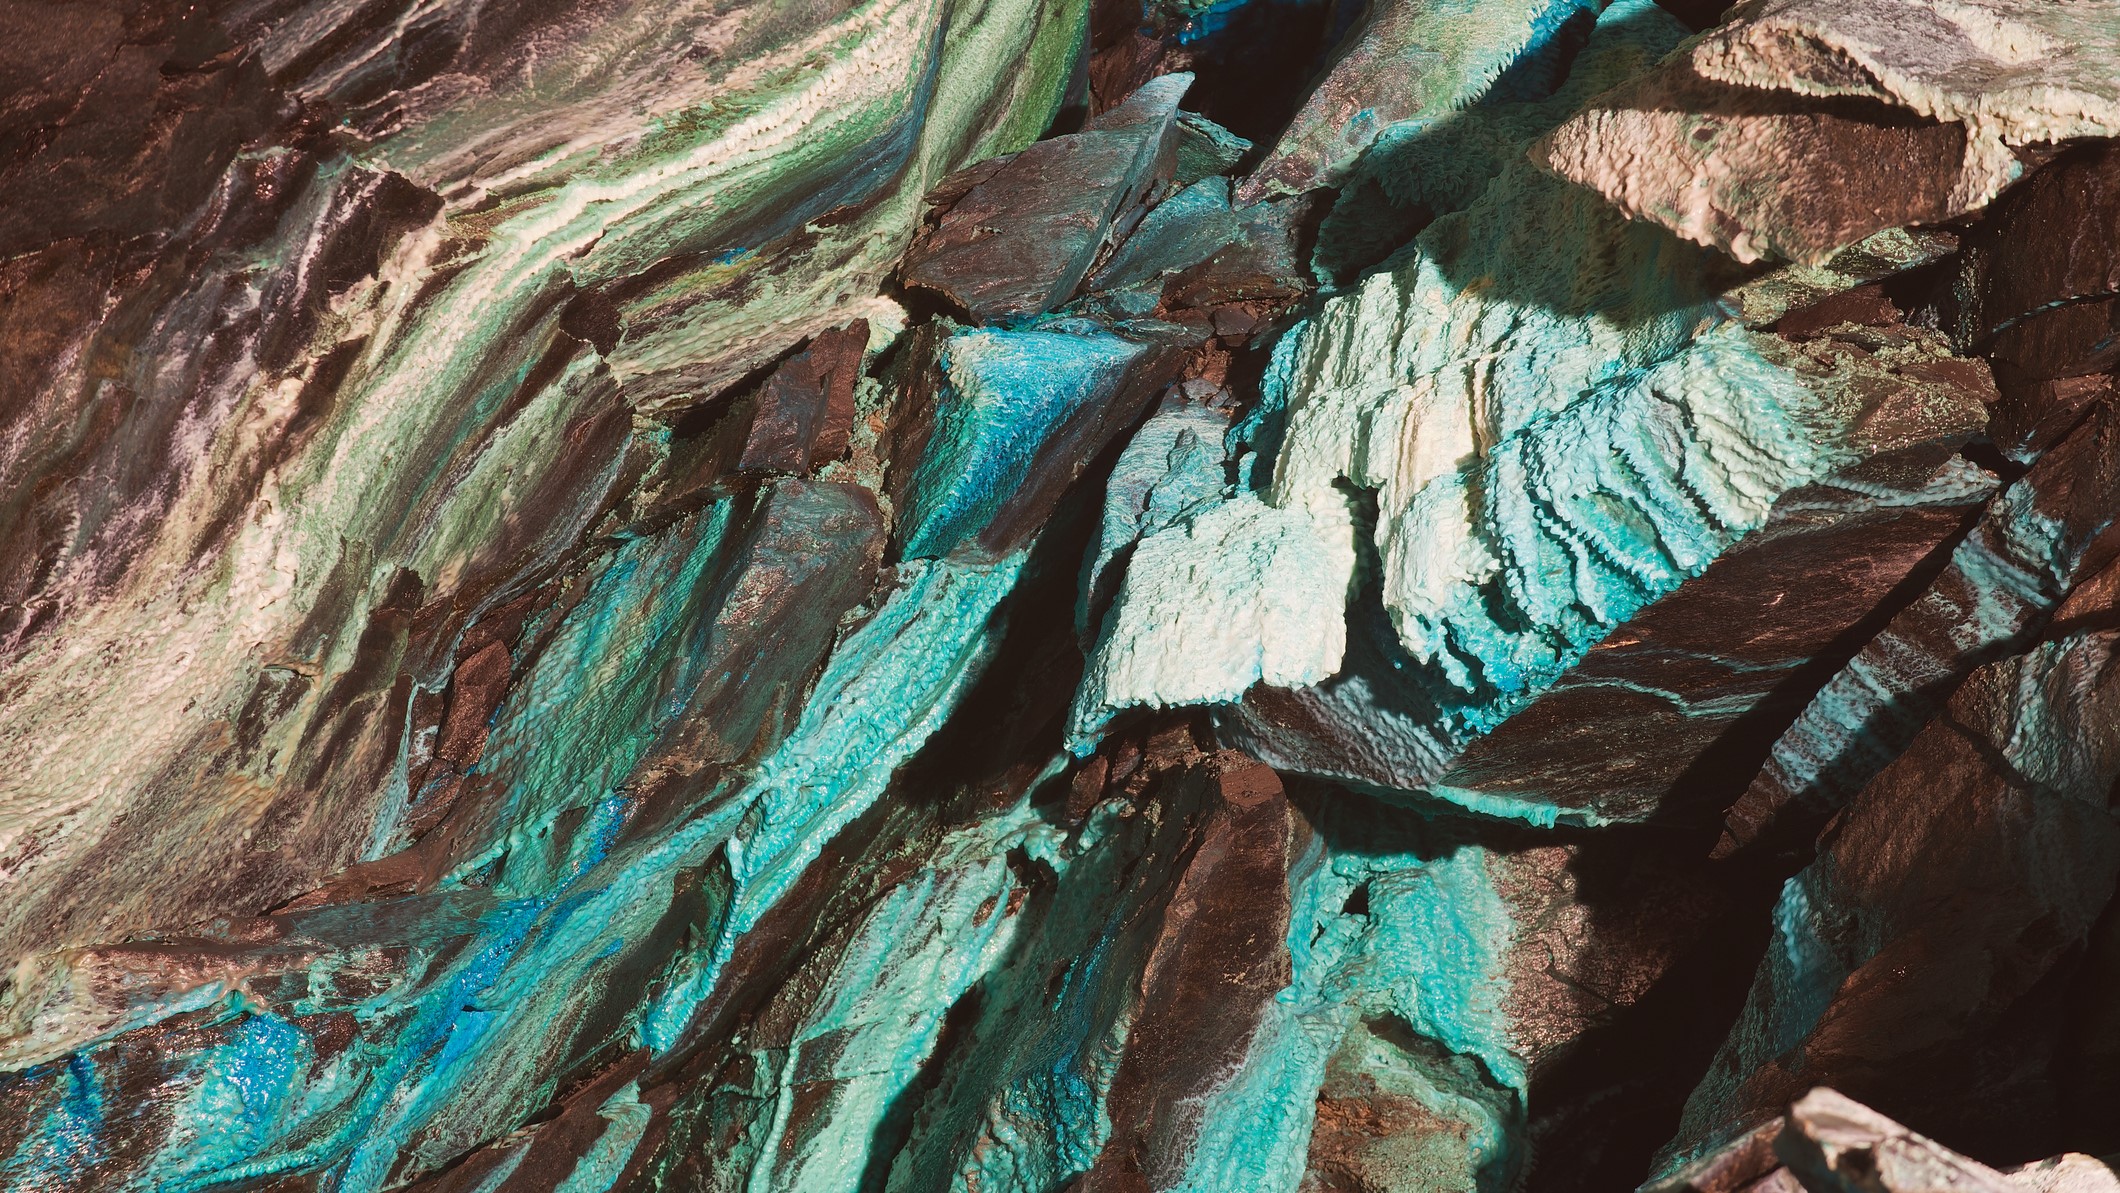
[
  {"left": 1171, "top": 112, "right": 1253, "bottom": 186},
  {"left": 1156, "top": 192, "right": 1317, "bottom": 314},
  {"left": 1428, "top": 452, "right": 1993, "bottom": 825},
  {"left": 1721, "top": 400, "right": 2120, "bottom": 857},
  {"left": 1721, "top": 227, "right": 1960, "bottom": 330},
  {"left": 1535, "top": 58, "right": 1973, "bottom": 265},
  {"left": 892, "top": 326, "right": 1185, "bottom": 561},
  {"left": 1160, "top": 315, "right": 1992, "bottom": 823},
  {"left": 1239, "top": 0, "right": 1601, "bottom": 201},
  {"left": 901, "top": 74, "right": 1191, "bottom": 325},
  {"left": 1084, "top": 177, "right": 1246, "bottom": 297},
  {"left": 1958, "top": 144, "right": 2120, "bottom": 456},
  {"left": 1083, "top": 0, "right": 1994, "bottom": 829},
  {"left": 1961, "top": 144, "right": 2120, "bottom": 345},
  {"left": 735, "top": 322, "right": 870, "bottom": 474}
]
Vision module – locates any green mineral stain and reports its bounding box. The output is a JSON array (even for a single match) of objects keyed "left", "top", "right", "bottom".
[
  {"left": 1179, "top": 804, "right": 1524, "bottom": 1192},
  {"left": 551, "top": 1082, "right": 652, "bottom": 1193},
  {"left": 642, "top": 552, "right": 1030, "bottom": 1052}
]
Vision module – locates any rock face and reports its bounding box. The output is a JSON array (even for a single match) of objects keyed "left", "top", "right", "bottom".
[
  {"left": 5, "top": 0, "right": 2120, "bottom": 1190},
  {"left": 1537, "top": 0, "right": 2120, "bottom": 264},
  {"left": 1651, "top": 1087, "right": 2120, "bottom": 1193}
]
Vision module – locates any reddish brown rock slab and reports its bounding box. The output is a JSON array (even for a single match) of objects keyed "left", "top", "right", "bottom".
[
  {"left": 1435, "top": 449, "right": 1993, "bottom": 825},
  {"left": 900, "top": 74, "right": 1190, "bottom": 324},
  {"left": 1720, "top": 399, "right": 2120, "bottom": 859},
  {"left": 736, "top": 320, "right": 869, "bottom": 473},
  {"left": 1089, "top": 31, "right": 1173, "bottom": 118},
  {"left": 1078, "top": 756, "right": 1297, "bottom": 1189},
  {"left": 1670, "top": 590, "right": 2120, "bottom": 1172},
  {"left": 1986, "top": 298, "right": 2120, "bottom": 390},
  {"left": 1985, "top": 367, "right": 2119, "bottom": 461},
  {"left": 1962, "top": 143, "right": 2120, "bottom": 345},
  {"left": 1953, "top": 145, "right": 2120, "bottom": 457},
  {"left": 1774, "top": 283, "right": 1901, "bottom": 339}
]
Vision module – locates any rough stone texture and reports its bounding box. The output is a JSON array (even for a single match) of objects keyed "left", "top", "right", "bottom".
[
  {"left": 1192, "top": 301, "right": 1993, "bottom": 823},
  {"left": 1239, "top": 0, "right": 1601, "bottom": 203},
  {"left": 1720, "top": 400, "right": 2120, "bottom": 860},
  {"left": 1535, "top": 58, "right": 1973, "bottom": 265},
  {"left": 1539, "top": 0, "right": 2120, "bottom": 264},
  {"left": 900, "top": 73, "right": 1190, "bottom": 325},
  {"left": 735, "top": 322, "right": 870, "bottom": 474},
  {"left": 1670, "top": 536, "right": 2120, "bottom": 1173},
  {"left": 1432, "top": 452, "right": 1993, "bottom": 825},
  {"left": 8, "top": 0, "right": 2120, "bottom": 1189},
  {"left": 1651, "top": 1088, "right": 2120, "bottom": 1193},
  {"left": 1958, "top": 142, "right": 2120, "bottom": 457}
]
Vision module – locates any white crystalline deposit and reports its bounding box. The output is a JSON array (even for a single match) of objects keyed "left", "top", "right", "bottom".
[
  {"left": 1073, "top": 490, "right": 1359, "bottom": 746},
  {"left": 1380, "top": 328, "right": 1830, "bottom": 708},
  {"left": 1074, "top": 0, "right": 1932, "bottom": 785},
  {"left": 1074, "top": 10, "right": 1708, "bottom": 740}
]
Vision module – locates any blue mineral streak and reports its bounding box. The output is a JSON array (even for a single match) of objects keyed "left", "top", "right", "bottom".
[
  {"left": 3, "top": 1058, "right": 108, "bottom": 1190},
  {"left": 640, "top": 551, "right": 1030, "bottom": 1051},
  {"left": 1, "top": 489, "right": 1027, "bottom": 1193},
  {"left": 897, "top": 328, "right": 1148, "bottom": 560}
]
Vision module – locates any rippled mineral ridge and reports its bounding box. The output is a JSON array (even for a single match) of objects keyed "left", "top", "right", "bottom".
[{"left": 5, "top": 0, "right": 2120, "bottom": 1190}]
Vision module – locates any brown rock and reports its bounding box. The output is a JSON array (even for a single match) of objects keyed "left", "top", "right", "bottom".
[
  {"left": 1437, "top": 449, "right": 1992, "bottom": 825},
  {"left": 1774, "top": 283, "right": 1899, "bottom": 339},
  {"left": 1985, "top": 368, "right": 2117, "bottom": 460},
  {"left": 1987, "top": 298, "right": 2120, "bottom": 386},
  {"left": 737, "top": 320, "right": 869, "bottom": 473},
  {"left": 1672, "top": 581, "right": 2120, "bottom": 1168},
  {"left": 1090, "top": 30, "right": 1171, "bottom": 117},
  {"left": 1721, "top": 398, "right": 2120, "bottom": 858},
  {"left": 1962, "top": 143, "right": 2120, "bottom": 346},
  {"left": 1079, "top": 755, "right": 1297, "bottom": 1189},
  {"left": 901, "top": 74, "right": 1190, "bottom": 324}
]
